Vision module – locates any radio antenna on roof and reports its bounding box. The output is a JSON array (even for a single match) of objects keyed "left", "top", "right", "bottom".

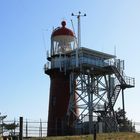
[{"left": 71, "top": 11, "right": 86, "bottom": 48}]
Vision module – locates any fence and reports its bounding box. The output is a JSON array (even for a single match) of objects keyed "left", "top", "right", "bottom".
[
  {"left": 1, "top": 118, "right": 47, "bottom": 137},
  {"left": 1, "top": 118, "right": 140, "bottom": 137}
]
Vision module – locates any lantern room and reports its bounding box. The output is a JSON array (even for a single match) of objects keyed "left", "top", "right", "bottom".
[{"left": 51, "top": 21, "right": 77, "bottom": 55}]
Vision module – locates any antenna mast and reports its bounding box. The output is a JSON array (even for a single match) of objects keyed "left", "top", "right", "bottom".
[
  {"left": 71, "top": 11, "right": 86, "bottom": 48},
  {"left": 71, "top": 12, "right": 86, "bottom": 67}
]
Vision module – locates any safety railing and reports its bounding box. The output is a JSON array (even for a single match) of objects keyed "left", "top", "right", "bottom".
[{"left": 123, "top": 76, "right": 135, "bottom": 87}]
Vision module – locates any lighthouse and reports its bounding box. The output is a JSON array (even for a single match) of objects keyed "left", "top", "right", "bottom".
[
  {"left": 44, "top": 19, "right": 135, "bottom": 135},
  {"left": 44, "top": 21, "right": 78, "bottom": 136}
]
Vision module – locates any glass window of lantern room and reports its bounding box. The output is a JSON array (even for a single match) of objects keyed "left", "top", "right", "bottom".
[
  {"left": 51, "top": 40, "right": 58, "bottom": 55},
  {"left": 55, "top": 41, "right": 59, "bottom": 54}
]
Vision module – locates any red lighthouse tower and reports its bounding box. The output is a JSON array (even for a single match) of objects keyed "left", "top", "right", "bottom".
[{"left": 44, "top": 21, "right": 77, "bottom": 136}]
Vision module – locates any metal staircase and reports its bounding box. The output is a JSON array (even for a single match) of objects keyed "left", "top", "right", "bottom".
[
  {"left": 105, "top": 84, "right": 121, "bottom": 132},
  {"left": 111, "top": 85, "right": 121, "bottom": 107},
  {"left": 104, "top": 64, "right": 135, "bottom": 132},
  {"left": 108, "top": 65, "right": 135, "bottom": 108},
  {"left": 111, "top": 66, "right": 126, "bottom": 85},
  {"left": 110, "top": 66, "right": 135, "bottom": 88}
]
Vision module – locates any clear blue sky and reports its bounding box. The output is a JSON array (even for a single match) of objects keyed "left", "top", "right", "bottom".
[{"left": 0, "top": 0, "right": 139, "bottom": 128}]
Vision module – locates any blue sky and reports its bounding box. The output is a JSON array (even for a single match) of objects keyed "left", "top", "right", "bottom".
[{"left": 0, "top": 0, "right": 139, "bottom": 128}]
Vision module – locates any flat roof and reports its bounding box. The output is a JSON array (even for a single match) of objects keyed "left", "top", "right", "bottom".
[{"left": 69, "top": 47, "right": 116, "bottom": 59}]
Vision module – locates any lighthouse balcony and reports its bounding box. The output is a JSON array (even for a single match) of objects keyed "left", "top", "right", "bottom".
[{"left": 44, "top": 55, "right": 115, "bottom": 75}]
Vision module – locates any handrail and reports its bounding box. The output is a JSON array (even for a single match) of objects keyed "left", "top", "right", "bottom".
[
  {"left": 104, "top": 58, "right": 135, "bottom": 87},
  {"left": 110, "top": 65, "right": 135, "bottom": 87},
  {"left": 123, "top": 76, "right": 135, "bottom": 87}
]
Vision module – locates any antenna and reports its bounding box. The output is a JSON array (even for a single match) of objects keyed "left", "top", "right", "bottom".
[
  {"left": 70, "top": 19, "right": 76, "bottom": 37},
  {"left": 71, "top": 12, "right": 86, "bottom": 67},
  {"left": 71, "top": 19, "right": 78, "bottom": 48},
  {"left": 114, "top": 45, "right": 117, "bottom": 57},
  {"left": 71, "top": 11, "right": 86, "bottom": 48},
  {"left": 42, "top": 29, "right": 48, "bottom": 51},
  {"left": 42, "top": 29, "right": 49, "bottom": 59}
]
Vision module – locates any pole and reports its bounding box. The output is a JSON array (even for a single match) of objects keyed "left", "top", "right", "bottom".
[
  {"left": 93, "top": 123, "right": 97, "bottom": 140},
  {"left": 72, "top": 11, "right": 86, "bottom": 48},
  {"left": 122, "top": 89, "right": 125, "bottom": 116},
  {"left": 2, "top": 119, "right": 3, "bottom": 136},
  {"left": 19, "top": 117, "right": 23, "bottom": 140},
  {"left": 25, "top": 119, "right": 28, "bottom": 138},
  {"left": 77, "top": 13, "right": 81, "bottom": 49},
  {"left": 71, "top": 11, "right": 86, "bottom": 67},
  {"left": 87, "top": 73, "right": 93, "bottom": 134},
  {"left": 122, "top": 89, "right": 125, "bottom": 127},
  {"left": 14, "top": 118, "right": 16, "bottom": 135},
  {"left": 39, "top": 119, "right": 42, "bottom": 137}
]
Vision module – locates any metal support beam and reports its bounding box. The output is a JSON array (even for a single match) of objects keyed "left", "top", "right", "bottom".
[
  {"left": 88, "top": 74, "right": 93, "bottom": 134},
  {"left": 122, "top": 89, "right": 125, "bottom": 121}
]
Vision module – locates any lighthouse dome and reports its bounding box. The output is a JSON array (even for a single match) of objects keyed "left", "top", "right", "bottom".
[
  {"left": 51, "top": 21, "right": 75, "bottom": 42},
  {"left": 51, "top": 21, "right": 76, "bottom": 55}
]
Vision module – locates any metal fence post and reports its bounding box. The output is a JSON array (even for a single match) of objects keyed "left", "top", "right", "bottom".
[
  {"left": 25, "top": 119, "right": 28, "bottom": 138},
  {"left": 39, "top": 119, "right": 42, "bottom": 137},
  {"left": 93, "top": 123, "right": 97, "bottom": 140},
  {"left": 19, "top": 117, "right": 23, "bottom": 140}
]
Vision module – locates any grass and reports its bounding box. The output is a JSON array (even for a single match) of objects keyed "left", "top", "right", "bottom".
[
  {"left": 97, "top": 132, "right": 140, "bottom": 140},
  {"left": 23, "top": 132, "right": 140, "bottom": 140}
]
